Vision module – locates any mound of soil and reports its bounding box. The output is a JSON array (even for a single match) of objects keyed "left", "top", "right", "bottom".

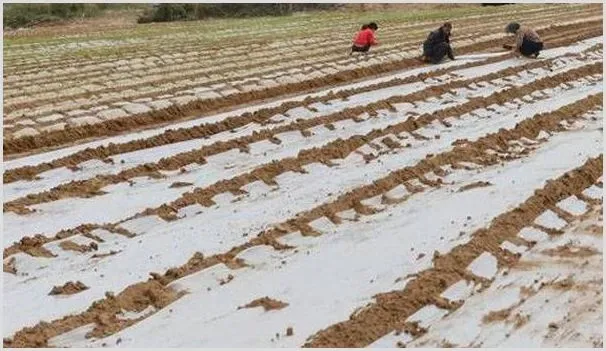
[
  {"left": 239, "top": 297, "right": 289, "bottom": 311},
  {"left": 49, "top": 281, "right": 89, "bottom": 296}
]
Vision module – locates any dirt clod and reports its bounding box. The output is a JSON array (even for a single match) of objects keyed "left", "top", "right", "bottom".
[
  {"left": 91, "top": 250, "right": 120, "bottom": 259},
  {"left": 458, "top": 181, "right": 492, "bottom": 192},
  {"left": 239, "top": 297, "right": 289, "bottom": 311},
  {"left": 219, "top": 274, "right": 234, "bottom": 285},
  {"left": 3, "top": 257, "right": 17, "bottom": 275},
  {"left": 49, "top": 281, "right": 89, "bottom": 296},
  {"left": 59, "top": 240, "right": 98, "bottom": 253},
  {"left": 169, "top": 182, "right": 194, "bottom": 188}
]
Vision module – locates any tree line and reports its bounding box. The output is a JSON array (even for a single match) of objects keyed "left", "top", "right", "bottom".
[
  {"left": 137, "top": 4, "right": 341, "bottom": 23},
  {"left": 3, "top": 3, "right": 342, "bottom": 29}
]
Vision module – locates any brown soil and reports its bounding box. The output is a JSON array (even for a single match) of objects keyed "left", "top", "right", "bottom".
[
  {"left": 549, "top": 205, "right": 577, "bottom": 223},
  {"left": 4, "top": 20, "right": 601, "bottom": 157},
  {"left": 5, "top": 35, "right": 438, "bottom": 113},
  {"left": 5, "top": 61, "right": 601, "bottom": 215},
  {"left": 6, "top": 41, "right": 600, "bottom": 187},
  {"left": 4, "top": 224, "right": 135, "bottom": 259},
  {"left": 4, "top": 280, "right": 184, "bottom": 347},
  {"left": 4, "top": 24, "right": 390, "bottom": 76},
  {"left": 542, "top": 244, "right": 599, "bottom": 258},
  {"left": 120, "top": 85, "right": 605, "bottom": 220},
  {"left": 440, "top": 339, "right": 457, "bottom": 348},
  {"left": 381, "top": 137, "right": 402, "bottom": 150},
  {"left": 3, "top": 257, "right": 17, "bottom": 275},
  {"left": 49, "top": 281, "right": 89, "bottom": 296},
  {"left": 169, "top": 182, "right": 194, "bottom": 188},
  {"left": 458, "top": 181, "right": 493, "bottom": 192},
  {"left": 550, "top": 276, "right": 576, "bottom": 290},
  {"left": 396, "top": 321, "right": 428, "bottom": 338},
  {"left": 5, "top": 7, "right": 584, "bottom": 114},
  {"left": 2, "top": 48, "right": 550, "bottom": 184},
  {"left": 519, "top": 286, "right": 536, "bottom": 299},
  {"left": 4, "top": 6, "right": 594, "bottom": 107},
  {"left": 6, "top": 4, "right": 577, "bottom": 74},
  {"left": 512, "top": 313, "right": 530, "bottom": 329},
  {"left": 548, "top": 322, "right": 559, "bottom": 330},
  {"left": 219, "top": 274, "right": 234, "bottom": 285},
  {"left": 512, "top": 260, "right": 543, "bottom": 271},
  {"left": 59, "top": 240, "right": 98, "bottom": 253},
  {"left": 17, "top": 12, "right": 558, "bottom": 71},
  {"left": 483, "top": 307, "right": 514, "bottom": 323},
  {"left": 303, "top": 156, "right": 602, "bottom": 347},
  {"left": 584, "top": 224, "right": 603, "bottom": 236},
  {"left": 4, "top": 100, "right": 601, "bottom": 346},
  {"left": 4, "top": 91, "right": 599, "bottom": 262},
  {"left": 577, "top": 192, "right": 603, "bottom": 209},
  {"left": 148, "top": 251, "right": 248, "bottom": 286},
  {"left": 3, "top": 235, "right": 56, "bottom": 258},
  {"left": 83, "top": 231, "right": 105, "bottom": 243},
  {"left": 239, "top": 297, "right": 289, "bottom": 311},
  {"left": 7, "top": 11, "right": 498, "bottom": 84},
  {"left": 91, "top": 250, "right": 121, "bottom": 259},
  {"left": 4, "top": 26, "right": 602, "bottom": 343},
  {"left": 6, "top": 8, "right": 557, "bottom": 95},
  {"left": 532, "top": 224, "right": 565, "bottom": 237}
]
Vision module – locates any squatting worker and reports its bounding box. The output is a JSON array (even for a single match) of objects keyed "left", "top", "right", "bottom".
[
  {"left": 422, "top": 22, "right": 455, "bottom": 64},
  {"left": 505, "top": 22, "right": 543, "bottom": 58},
  {"left": 351, "top": 22, "right": 379, "bottom": 55}
]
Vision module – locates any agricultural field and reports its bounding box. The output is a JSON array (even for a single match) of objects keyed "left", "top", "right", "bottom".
[{"left": 2, "top": 3, "right": 603, "bottom": 348}]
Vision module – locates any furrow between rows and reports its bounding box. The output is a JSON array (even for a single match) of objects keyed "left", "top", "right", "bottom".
[
  {"left": 3, "top": 92, "right": 601, "bottom": 348},
  {"left": 4, "top": 19, "right": 601, "bottom": 155}
]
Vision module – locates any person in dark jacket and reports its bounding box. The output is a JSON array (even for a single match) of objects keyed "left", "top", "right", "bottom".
[
  {"left": 505, "top": 22, "right": 543, "bottom": 58},
  {"left": 422, "top": 22, "right": 455, "bottom": 64}
]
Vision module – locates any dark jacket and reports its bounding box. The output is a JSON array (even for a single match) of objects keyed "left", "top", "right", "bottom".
[
  {"left": 423, "top": 27, "right": 454, "bottom": 62},
  {"left": 424, "top": 28, "right": 450, "bottom": 47}
]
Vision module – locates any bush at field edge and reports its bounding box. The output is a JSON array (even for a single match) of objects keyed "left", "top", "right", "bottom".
[
  {"left": 137, "top": 4, "right": 341, "bottom": 24},
  {"left": 3, "top": 4, "right": 147, "bottom": 29}
]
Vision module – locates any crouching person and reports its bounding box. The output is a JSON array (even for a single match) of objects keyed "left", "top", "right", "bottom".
[
  {"left": 422, "top": 22, "right": 455, "bottom": 64},
  {"left": 351, "top": 22, "right": 379, "bottom": 55},
  {"left": 505, "top": 22, "right": 543, "bottom": 58}
]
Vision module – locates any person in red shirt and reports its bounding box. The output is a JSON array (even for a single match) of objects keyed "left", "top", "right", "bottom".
[{"left": 350, "top": 22, "right": 379, "bottom": 55}]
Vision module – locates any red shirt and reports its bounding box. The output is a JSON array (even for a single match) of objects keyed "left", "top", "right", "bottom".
[{"left": 353, "top": 28, "right": 377, "bottom": 46}]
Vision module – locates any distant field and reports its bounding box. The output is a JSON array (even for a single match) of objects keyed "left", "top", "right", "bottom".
[
  {"left": 6, "top": 3, "right": 600, "bottom": 153},
  {"left": 3, "top": 3, "right": 603, "bottom": 348}
]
